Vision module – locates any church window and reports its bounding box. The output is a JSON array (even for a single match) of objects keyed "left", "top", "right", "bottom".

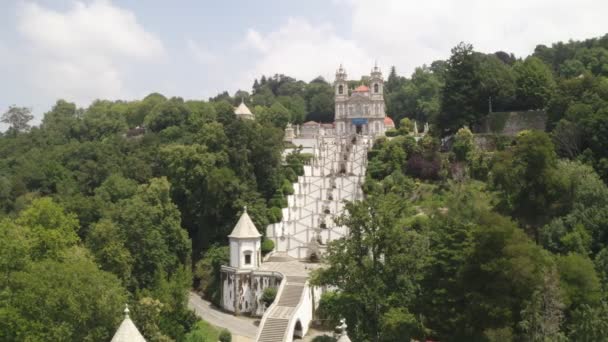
[
  {"left": 374, "top": 83, "right": 379, "bottom": 93},
  {"left": 338, "top": 84, "right": 344, "bottom": 94}
]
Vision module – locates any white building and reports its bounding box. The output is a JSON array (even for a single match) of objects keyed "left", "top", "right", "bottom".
[
  {"left": 228, "top": 207, "right": 261, "bottom": 269},
  {"left": 221, "top": 208, "right": 281, "bottom": 316},
  {"left": 334, "top": 64, "right": 388, "bottom": 136},
  {"left": 234, "top": 100, "right": 255, "bottom": 120},
  {"left": 111, "top": 305, "right": 146, "bottom": 342}
]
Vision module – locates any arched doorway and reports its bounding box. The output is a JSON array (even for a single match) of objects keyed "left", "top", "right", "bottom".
[{"left": 293, "top": 320, "right": 303, "bottom": 339}]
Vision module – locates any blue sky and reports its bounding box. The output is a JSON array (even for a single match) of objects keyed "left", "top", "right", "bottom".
[{"left": 1, "top": 0, "right": 607, "bottom": 123}]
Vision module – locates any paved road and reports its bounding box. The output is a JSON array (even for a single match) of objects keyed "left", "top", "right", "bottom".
[{"left": 188, "top": 292, "right": 258, "bottom": 340}]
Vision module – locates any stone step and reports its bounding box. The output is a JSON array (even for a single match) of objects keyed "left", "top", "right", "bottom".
[
  {"left": 277, "top": 285, "right": 305, "bottom": 307},
  {"left": 258, "top": 318, "right": 289, "bottom": 342}
]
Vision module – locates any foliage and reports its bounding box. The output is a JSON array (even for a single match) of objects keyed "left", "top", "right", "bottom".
[
  {"left": 194, "top": 245, "right": 229, "bottom": 306},
  {"left": 0, "top": 247, "right": 127, "bottom": 342},
  {"left": 452, "top": 126, "right": 475, "bottom": 162},
  {"left": 513, "top": 57, "right": 556, "bottom": 110},
  {"left": 261, "top": 238, "right": 275, "bottom": 255},
  {"left": 219, "top": 329, "right": 232, "bottom": 342},
  {"left": 183, "top": 320, "right": 221, "bottom": 342},
  {"left": 1, "top": 106, "right": 34, "bottom": 133},
  {"left": 490, "top": 131, "right": 562, "bottom": 232},
  {"left": 262, "top": 287, "right": 278, "bottom": 307},
  {"left": 312, "top": 184, "right": 429, "bottom": 341}
]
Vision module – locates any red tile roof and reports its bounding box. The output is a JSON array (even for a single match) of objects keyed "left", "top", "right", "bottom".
[
  {"left": 353, "top": 85, "right": 369, "bottom": 92},
  {"left": 302, "top": 121, "right": 319, "bottom": 126}
]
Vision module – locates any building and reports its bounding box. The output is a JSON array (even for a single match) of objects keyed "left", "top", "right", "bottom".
[
  {"left": 111, "top": 305, "right": 146, "bottom": 342},
  {"left": 334, "top": 64, "right": 389, "bottom": 136},
  {"left": 220, "top": 208, "right": 282, "bottom": 316},
  {"left": 234, "top": 100, "right": 255, "bottom": 120}
]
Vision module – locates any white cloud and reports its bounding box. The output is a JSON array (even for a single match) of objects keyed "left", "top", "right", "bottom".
[
  {"left": 239, "top": 17, "right": 375, "bottom": 88},
  {"left": 348, "top": 0, "right": 608, "bottom": 73},
  {"left": 238, "top": 0, "right": 608, "bottom": 89},
  {"left": 16, "top": 0, "right": 164, "bottom": 105},
  {"left": 187, "top": 38, "right": 217, "bottom": 65}
]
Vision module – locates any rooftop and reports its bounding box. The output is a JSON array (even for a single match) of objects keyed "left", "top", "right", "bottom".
[{"left": 228, "top": 207, "right": 261, "bottom": 239}]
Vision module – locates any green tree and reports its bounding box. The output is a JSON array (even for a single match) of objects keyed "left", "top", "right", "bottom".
[
  {"left": 2, "top": 106, "right": 34, "bottom": 133},
  {"left": 513, "top": 57, "right": 556, "bottom": 110},
  {"left": 16, "top": 197, "right": 79, "bottom": 260},
  {"left": 112, "top": 177, "right": 191, "bottom": 289},
  {"left": 491, "top": 131, "right": 561, "bottom": 234},
  {"left": 438, "top": 42, "right": 481, "bottom": 133},
  {"left": 0, "top": 249, "right": 127, "bottom": 342},
  {"left": 312, "top": 190, "right": 428, "bottom": 342},
  {"left": 452, "top": 126, "right": 476, "bottom": 162}
]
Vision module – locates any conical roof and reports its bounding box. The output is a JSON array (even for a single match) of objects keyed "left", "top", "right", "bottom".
[
  {"left": 228, "top": 207, "right": 261, "bottom": 239},
  {"left": 234, "top": 101, "right": 253, "bottom": 115},
  {"left": 111, "top": 305, "right": 146, "bottom": 342}
]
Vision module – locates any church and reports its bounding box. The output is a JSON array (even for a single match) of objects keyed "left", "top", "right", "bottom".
[{"left": 334, "top": 63, "right": 392, "bottom": 136}]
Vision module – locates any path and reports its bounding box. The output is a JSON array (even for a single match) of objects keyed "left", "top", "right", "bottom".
[{"left": 188, "top": 292, "right": 258, "bottom": 340}]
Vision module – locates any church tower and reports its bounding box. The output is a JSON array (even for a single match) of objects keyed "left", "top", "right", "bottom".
[
  {"left": 370, "top": 62, "right": 384, "bottom": 99},
  {"left": 334, "top": 64, "right": 348, "bottom": 134},
  {"left": 370, "top": 62, "right": 385, "bottom": 116}
]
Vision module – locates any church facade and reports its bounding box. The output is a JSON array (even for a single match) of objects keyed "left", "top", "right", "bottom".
[{"left": 334, "top": 64, "right": 389, "bottom": 136}]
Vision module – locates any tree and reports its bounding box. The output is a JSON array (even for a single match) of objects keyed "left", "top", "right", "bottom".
[
  {"left": 452, "top": 126, "right": 475, "bottom": 162},
  {"left": 0, "top": 249, "right": 127, "bottom": 342},
  {"left": 2, "top": 106, "right": 34, "bottom": 132},
  {"left": 491, "top": 131, "right": 562, "bottom": 234},
  {"left": 438, "top": 42, "right": 481, "bottom": 133},
  {"left": 194, "top": 245, "right": 229, "bottom": 306},
  {"left": 312, "top": 190, "right": 428, "bottom": 342},
  {"left": 477, "top": 54, "right": 516, "bottom": 112},
  {"left": 144, "top": 97, "right": 190, "bottom": 132},
  {"left": 513, "top": 57, "right": 556, "bottom": 110},
  {"left": 518, "top": 267, "right": 566, "bottom": 341},
  {"left": 16, "top": 197, "right": 79, "bottom": 260},
  {"left": 111, "top": 177, "right": 191, "bottom": 289},
  {"left": 556, "top": 253, "right": 601, "bottom": 310}
]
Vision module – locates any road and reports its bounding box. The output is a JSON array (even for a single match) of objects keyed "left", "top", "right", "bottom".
[{"left": 187, "top": 292, "right": 258, "bottom": 341}]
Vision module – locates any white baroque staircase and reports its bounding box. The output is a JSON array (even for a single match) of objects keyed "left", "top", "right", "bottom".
[
  {"left": 256, "top": 276, "right": 308, "bottom": 342},
  {"left": 266, "top": 134, "right": 371, "bottom": 260},
  {"left": 257, "top": 134, "right": 371, "bottom": 342}
]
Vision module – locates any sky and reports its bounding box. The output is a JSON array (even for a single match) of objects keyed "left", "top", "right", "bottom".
[{"left": 1, "top": 0, "right": 608, "bottom": 123}]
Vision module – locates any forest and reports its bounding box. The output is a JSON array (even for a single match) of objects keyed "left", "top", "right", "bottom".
[{"left": 1, "top": 33, "right": 608, "bottom": 341}]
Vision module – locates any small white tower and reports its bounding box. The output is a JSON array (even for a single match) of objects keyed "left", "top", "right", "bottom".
[
  {"left": 111, "top": 305, "right": 146, "bottom": 342},
  {"left": 234, "top": 100, "right": 255, "bottom": 120},
  {"left": 228, "top": 206, "right": 262, "bottom": 269}
]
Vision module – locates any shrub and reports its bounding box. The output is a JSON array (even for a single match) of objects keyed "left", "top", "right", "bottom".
[
  {"left": 262, "top": 287, "right": 278, "bottom": 307},
  {"left": 268, "top": 207, "right": 283, "bottom": 223},
  {"left": 261, "top": 239, "right": 275, "bottom": 255},
  {"left": 385, "top": 128, "right": 399, "bottom": 137},
  {"left": 219, "top": 329, "right": 232, "bottom": 342}
]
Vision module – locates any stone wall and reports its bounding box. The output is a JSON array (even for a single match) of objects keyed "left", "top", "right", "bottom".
[
  {"left": 220, "top": 267, "right": 282, "bottom": 316},
  {"left": 475, "top": 111, "right": 547, "bottom": 136}
]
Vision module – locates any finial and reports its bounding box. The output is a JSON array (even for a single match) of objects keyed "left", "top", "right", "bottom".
[
  {"left": 124, "top": 304, "right": 130, "bottom": 318},
  {"left": 243, "top": 205, "right": 248, "bottom": 213}
]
